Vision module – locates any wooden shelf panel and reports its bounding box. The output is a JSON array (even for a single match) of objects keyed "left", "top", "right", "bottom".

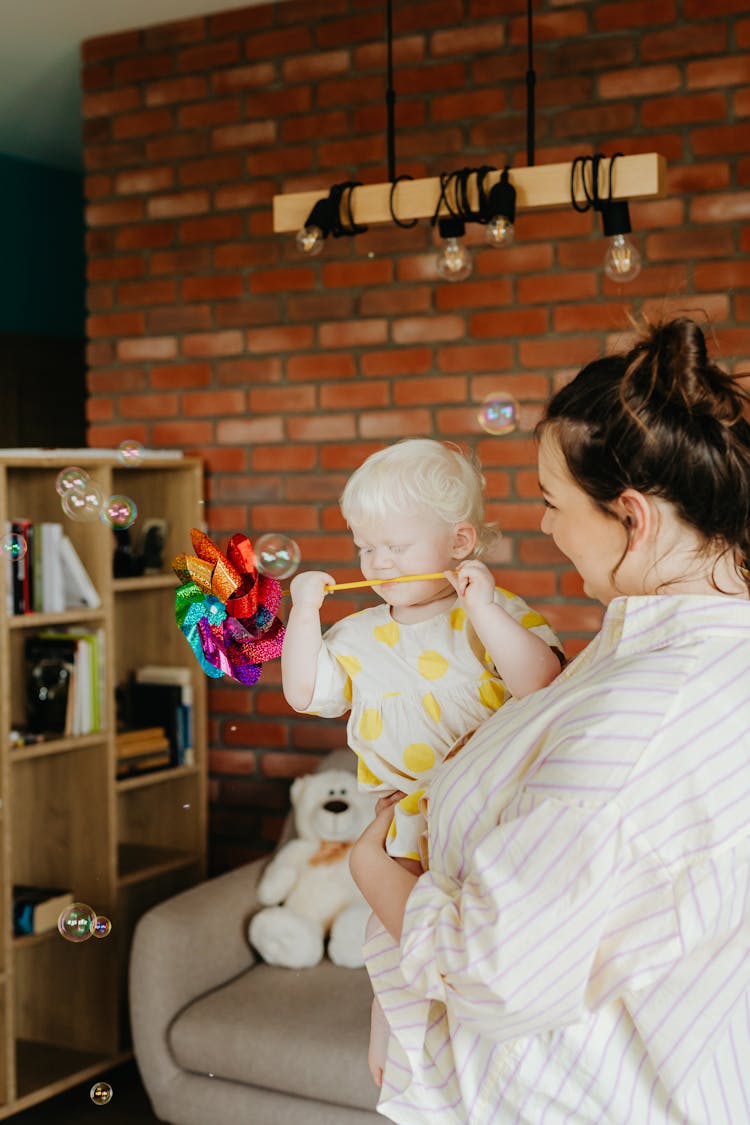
[
  {"left": 8, "top": 1041, "right": 130, "bottom": 1111},
  {"left": 9, "top": 732, "right": 107, "bottom": 763},
  {"left": 117, "top": 764, "right": 199, "bottom": 792},
  {"left": 12, "top": 931, "right": 58, "bottom": 953},
  {"left": 8, "top": 608, "right": 105, "bottom": 631},
  {"left": 117, "top": 843, "right": 201, "bottom": 887},
  {"left": 113, "top": 573, "right": 178, "bottom": 593}
]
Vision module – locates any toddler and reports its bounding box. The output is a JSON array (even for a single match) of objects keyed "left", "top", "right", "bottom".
[{"left": 281, "top": 438, "right": 563, "bottom": 1084}]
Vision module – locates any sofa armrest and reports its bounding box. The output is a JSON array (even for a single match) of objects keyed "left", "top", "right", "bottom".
[{"left": 129, "top": 856, "right": 268, "bottom": 1096}]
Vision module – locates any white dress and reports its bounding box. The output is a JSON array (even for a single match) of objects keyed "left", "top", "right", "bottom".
[{"left": 299, "top": 587, "right": 560, "bottom": 860}]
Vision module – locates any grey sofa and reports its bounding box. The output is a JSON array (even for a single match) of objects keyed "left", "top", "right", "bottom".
[{"left": 129, "top": 751, "right": 381, "bottom": 1125}]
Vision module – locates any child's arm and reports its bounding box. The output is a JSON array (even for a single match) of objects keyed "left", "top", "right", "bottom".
[
  {"left": 447, "top": 560, "right": 561, "bottom": 698},
  {"left": 281, "top": 570, "right": 334, "bottom": 711},
  {"left": 350, "top": 805, "right": 419, "bottom": 943}
]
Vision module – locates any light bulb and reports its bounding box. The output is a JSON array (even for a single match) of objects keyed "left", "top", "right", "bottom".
[
  {"left": 603, "top": 233, "right": 641, "bottom": 282},
  {"left": 436, "top": 237, "right": 472, "bottom": 282},
  {"left": 296, "top": 225, "right": 325, "bottom": 256},
  {"left": 485, "top": 215, "right": 515, "bottom": 247}
]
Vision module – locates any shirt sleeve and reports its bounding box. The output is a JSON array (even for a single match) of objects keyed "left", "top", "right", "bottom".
[{"left": 398, "top": 794, "right": 625, "bottom": 1041}]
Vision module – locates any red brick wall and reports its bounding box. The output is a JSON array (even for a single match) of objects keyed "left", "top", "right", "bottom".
[{"left": 82, "top": 0, "right": 750, "bottom": 870}]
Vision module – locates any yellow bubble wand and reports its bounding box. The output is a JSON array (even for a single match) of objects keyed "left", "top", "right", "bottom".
[{"left": 323, "top": 571, "right": 453, "bottom": 592}]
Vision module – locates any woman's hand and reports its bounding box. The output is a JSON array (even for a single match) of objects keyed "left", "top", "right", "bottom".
[{"left": 350, "top": 794, "right": 419, "bottom": 943}]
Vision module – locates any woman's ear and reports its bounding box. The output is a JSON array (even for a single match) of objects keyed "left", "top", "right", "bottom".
[
  {"left": 452, "top": 523, "right": 477, "bottom": 560},
  {"left": 617, "top": 489, "right": 653, "bottom": 550}
]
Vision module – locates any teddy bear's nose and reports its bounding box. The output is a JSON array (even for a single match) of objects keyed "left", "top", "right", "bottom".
[{"left": 324, "top": 799, "right": 349, "bottom": 814}]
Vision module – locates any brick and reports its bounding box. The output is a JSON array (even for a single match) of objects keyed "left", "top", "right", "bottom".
[
  {"left": 431, "top": 23, "right": 505, "bottom": 58},
  {"left": 245, "top": 25, "right": 314, "bottom": 60},
  {"left": 179, "top": 98, "right": 241, "bottom": 129},
  {"left": 361, "top": 347, "right": 433, "bottom": 377},
  {"left": 437, "top": 343, "right": 515, "bottom": 372},
  {"left": 509, "top": 8, "right": 589, "bottom": 42},
  {"left": 251, "top": 446, "right": 317, "bottom": 472},
  {"left": 222, "top": 721, "right": 288, "bottom": 748},
  {"left": 353, "top": 35, "right": 425, "bottom": 72},
  {"left": 83, "top": 87, "right": 141, "bottom": 119},
  {"left": 90, "top": 369, "right": 149, "bottom": 398},
  {"left": 666, "top": 162, "right": 730, "bottom": 193},
  {"left": 88, "top": 423, "right": 149, "bottom": 447},
  {"left": 179, "top": 155, "right": 243, "bottom": 186},
  {"left": 359, "top": 409, "right": 432, "bottom": 439},
  {"left": 394, "top": 376, "right": 467, "bottom": 405},
  {"left": 287, "top": 293, "right": 355, "bottom": 322},
  {"left": 517, "top": 272, "right": 598, "bottom": 305},
  {"left": 519, "top": 337, "right": 599, "bottom": 369},
  {"left": 216, "top": 416, "right": 284, "bottom": 444},
  {"left": 212, "top": 62, "right": 277, "bottom": 94},
  {"left": 320, "top": 383, "right": 390, "bottom": 410},
  {"left": 183, "top": 390, "right": 246, "bottom": 417},
  {"left": 286, "top": 414, "right": 358, "bottom": 442},
  {"left": 149, "top": 305, "right": 213, "bottom": 333},
  {"left": 647, "top": 228, "right": 734, "bottom": 260},
  {"left": 181, "top": 331, "right": 244, "bottom": 357},
  {"left": 181, "top": 275, "right": 243, "bottom": 301},
  {"left": 113, "top": 108, "right": 173, "bottom": 140},
  {"left": 693, "top": 261, "right": 750, "bottom": 291},
  {"left": 690, "top": 192, "right": 750, "bottom": 224},
  {"left": 88, "top": 256, "right": 145, "bottom": 282},
  {"left": 115, "top": 222, "right": 175, "bottom": 251},
  {"left": 213, "top": 242, "right": 279, "bottom": 270},
  {"left": 392, "top": 315, "right": 465, "bottom": 344},
  {"left": 179, "top": 214, "right": 244, "bottom": 244},
  {"left": 246, "top": 326, "right": 315, "bottom": 353},
  {"left": 147, "top": 190, "right": 210, "bottom": 219},
  {"left": 214, "top": 180, "right": 275, "bottom": 209},
  {"left": 150, "top": 362, "right": 212, "bottom": 389},
  {"left": 145, "top": 16, "right": 206, "bottom": 49},
  {"left": 86, "top": 397, "right": 114, "bottom": 423},
  {"left": 641, "top": 23, "right": 727, "bottom": 62},
  {"left": 319, "top": 319, "right": 388, "bottom": 348},
  {"left": 282, "top": 49, "right": 350, "bottom": 83},
  {"left": 114, "top": 166, "right": 174, "bottom": 195},
  {"left": 87, "top": 311, "right": 145, "bottom": 338},
  {"left": 247, "top": 386, "right": 317, "bottom": 413},
  {"left": 118, "top": 279, "right": 176, "bottom": 306},
  {"left": 642, "top": 92, "right": 726, "bottom": 128},
  {"left": 640, "top": 293, "right": 730, "bottom": 324},
  {"left": 215, "top": 357, "right": 282, "bottom": 385},
  {"left": 213, "top": 121, "right": 277, "bottom": 150},
  {"left": 250, "top": 267, "right": 317, "bottom": 294},
  {"left": 151, "top": 419, "right": 214, "bottom": 446},
  {"left": 251, "top": 504, "right": 321, "bottom": 532},
  {"left": 116, "top": 336, "right": 178, "bottom": 362},
  {"left": 554, "top": 303, "right": 632, "bottom": 333},
  {"left": 82, "top": 29, "right": 141, "bottom": 63},
  {"left": 287, "top": 353, "right": 357, "bottom": 381},
  {"left": 215, "top": 298, "right": 282, "bottom": 328},
  {"left": 321, "top": 259, "right": 394, "bottom": 288},
  {"left": 87, "top": 199, "right": 144, "bottom": 226},
  {"left": 178, "top": 41, "right": 241, "bottom": 72},
  {"left": 594, "top": 0, "right": 676, "bottom": 32},
  {"left": 146, "top": 133, "right": 207, "bottom": 161},
  {"left": 151, "top": 246, "right": 212, "bottom": 275},
  {"left": 119, "top": 393, "right": 179, "bottom": 418},
  {"left": 470, "top": 309, "right": 549, "bottom": 339},
  {"left": 598, "top": 64, "right": 680, "bottom": 100},
  {"left": 145, "top": 75, "right": 208, "bottom": 106}
]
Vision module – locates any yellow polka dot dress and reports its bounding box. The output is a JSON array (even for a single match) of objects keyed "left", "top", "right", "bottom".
[{"left": 299, "top": 588, "right": 560, "bottom": 861}]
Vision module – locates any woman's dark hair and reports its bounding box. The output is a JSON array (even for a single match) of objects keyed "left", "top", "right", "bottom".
[{"left": 537, "top": 317, "right": 750, "bottom": 589}]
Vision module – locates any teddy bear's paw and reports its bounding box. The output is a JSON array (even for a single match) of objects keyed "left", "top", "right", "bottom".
[
  {"left": 249, "top": 906, "right": 324, "bottom": 969},
  {"left": 328, "top": 904, "right": 369, "bottom": 968}
]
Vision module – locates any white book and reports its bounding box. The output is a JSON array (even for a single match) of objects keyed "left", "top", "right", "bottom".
[
  {"left": 60, "top": 536, "right": 101, "bottom": 610},
  {"left": 40, "top": 523, "right": 65, "bottom": 613}
]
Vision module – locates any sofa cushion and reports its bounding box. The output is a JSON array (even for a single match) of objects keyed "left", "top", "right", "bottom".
[{"left": 168, "top": 960, "right": 379, "bottom": 1111}]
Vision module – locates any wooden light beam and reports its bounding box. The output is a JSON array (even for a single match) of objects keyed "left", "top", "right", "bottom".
[{"left": 273, "top": 153, "right": 666, "bottom": 233}]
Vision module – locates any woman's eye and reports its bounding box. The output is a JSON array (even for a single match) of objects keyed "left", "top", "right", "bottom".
[{"left": 542, "top": 498, "right": 556, "bottom": 510}]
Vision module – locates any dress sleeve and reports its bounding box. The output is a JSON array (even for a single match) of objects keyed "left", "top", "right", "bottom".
[
  {"left": 295, "top": 619, "right": 355, "bottom": 719},
  {"left": 493, "top": 587, "right": 564, "bottom": 664},
  {"left": 398, "top": 794, "right": 627, "bottom": 1040}
]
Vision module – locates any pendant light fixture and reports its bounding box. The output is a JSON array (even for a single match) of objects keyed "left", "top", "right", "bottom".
[{"left": 274, "top": 2, "right": 665, "bottom": 282}]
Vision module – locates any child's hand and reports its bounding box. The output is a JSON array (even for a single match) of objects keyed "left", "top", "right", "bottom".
[
  {"left": 289, "top": 570, "right": 334, "bottom": 611},
  {"left": 448, "top": 559, "right": 495, "bottom": 611}
]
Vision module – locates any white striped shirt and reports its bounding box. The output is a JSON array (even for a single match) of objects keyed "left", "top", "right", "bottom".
[{"left": 365, "top": 595, "right": 750, "bottom": 1124}]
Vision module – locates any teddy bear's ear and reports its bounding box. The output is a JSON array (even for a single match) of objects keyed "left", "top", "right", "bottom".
[{"left": 290, "top": 775, "right": 307, "bottom": 806}]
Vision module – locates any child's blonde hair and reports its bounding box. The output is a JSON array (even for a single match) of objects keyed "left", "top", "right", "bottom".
[{"left": 340, "top": 438, "right": 497, "bottom": 557}]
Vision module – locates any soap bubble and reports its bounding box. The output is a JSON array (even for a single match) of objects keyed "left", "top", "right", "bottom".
[
  {"left": 1, "top": 533, "right": 27, "bottom": 561},
  {"left": 92, "top": 915, "right": 112, "bottom": 938},
  {"left": 117, "top": 440, "right": 144, "bottom": 467},
  {"left": 477, "top": 392, "right": 519, "bottom": 436},
  {"left": 55, "top": 466, "right": 89, "bottom": 497},
  {"left": 90, "top": 1081, "right": 113, "bottom": 1106},
  {"left": 101, "top": 495, "right": 138, "bottom": 530},
  {"left": 255, "top": 533, "right": 301, "bottom": 580},
  {"left": 58, "top": 902, "right": 97, "bottom": 943},
  {"left": 61, "top": 481, "right": 104, "bottom": 523}
]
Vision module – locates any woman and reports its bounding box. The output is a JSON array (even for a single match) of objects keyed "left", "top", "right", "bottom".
[{"left": 350, "top": 317, "right": 750, "bottom": 1124}]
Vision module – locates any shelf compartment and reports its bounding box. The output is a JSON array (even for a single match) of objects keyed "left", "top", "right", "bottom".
[
  {"left": 8, "top": 608, "right": 105, "bottom": 631},
  {"left": 113, "top": 573, "right": 178, "bottom": 593},
  {"left": 10, "top": 1041, "right": 130, "bottom": 1111},
  {"left": 10, "top": 747, "right": 113, "bottom": 903},
  {"left": 14, "top": 930, "right": 118, "bottom": 1066},
  {"left": 118, "top": 843, "right": 201, "bottom": 886},
  {"left": 10, "top": 732, "right": 107, "bottom": 764}
]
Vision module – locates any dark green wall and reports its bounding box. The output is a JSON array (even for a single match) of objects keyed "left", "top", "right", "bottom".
[{"left": 0, "top": 153, "right": 85, "bottom": 339}]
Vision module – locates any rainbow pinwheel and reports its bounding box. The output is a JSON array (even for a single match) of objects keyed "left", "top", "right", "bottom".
[{"left": 173, "top": 529, "right": 285, "bottom": 685}]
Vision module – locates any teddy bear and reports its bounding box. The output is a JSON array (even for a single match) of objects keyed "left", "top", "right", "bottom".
[{"left": 248, "top": 768, "right": 376, "bottom": 970}]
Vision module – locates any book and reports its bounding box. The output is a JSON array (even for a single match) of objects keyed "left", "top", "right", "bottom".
[
  {"left": 25, "top": 629, "right": 103, "bottom": 737},
  {"left": 134, "top": 665, "right": 194, "bottom": 766},
  {"left": 116, "top": 748, "right": 172, "bottom": 778},
  {"left": 116, "top": 728, "right": 170, "bottom": 758},
  {"left": 11, "top": 518, "right": 33, "bottom": 615},
  {"left": 39, "top": 523, "right": 65, "bottom": 614},
  {"left": 13, "top": 885, "right": 74, "bottom": 936},
  {"left": 59, "top": 535, "right": 101, "bottom": 609}
]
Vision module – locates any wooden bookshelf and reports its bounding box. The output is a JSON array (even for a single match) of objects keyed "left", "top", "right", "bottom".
[{"left": 0, "top": 452, "right": 207, "bottom": 1115}]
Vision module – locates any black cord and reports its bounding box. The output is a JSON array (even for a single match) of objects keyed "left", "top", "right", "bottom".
[
  {"left": 526, "top": 0, "right": 536, "bottom": 166},
  {"left": 389, "top": 174, "right": 418, "bottom": 228},
  {"left": 386, "top": 0, "right": 396, "bottom": 182}
]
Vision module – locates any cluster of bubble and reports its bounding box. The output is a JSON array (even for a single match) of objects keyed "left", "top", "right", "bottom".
[
  {"left": 477, "top": 391, "right": 519, "bottom": 436},
  {"left": 0, "top": 532, "right": 28, "bottom": 561},
  {"left": 57, "top": 902, "right": 112, "bottom": 943},
  {"left": 56, "top": 449, "right": 140, "bottom": 531}
]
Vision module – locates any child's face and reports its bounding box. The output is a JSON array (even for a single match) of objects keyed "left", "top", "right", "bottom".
[{"left": 349, "top": 510, "right": 465, "bottom": 609}]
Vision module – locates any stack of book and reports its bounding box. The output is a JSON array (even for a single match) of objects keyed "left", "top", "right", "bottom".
[
  {"left": 5, "top": 518, "right": 100, "bottom": 615},
  {"left": 130, "top": 665, "right": 194, "bottom": 767},
  {"left": 25, "top": 628, "right": 104, "bottom": 738},
  {"left": 116, "top": 726, "right": 172, "bottom": 778}
]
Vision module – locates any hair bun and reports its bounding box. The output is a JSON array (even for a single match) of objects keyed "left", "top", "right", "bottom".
[{"left": 627, "top": 316, "right": 742, "bottom": 424}]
